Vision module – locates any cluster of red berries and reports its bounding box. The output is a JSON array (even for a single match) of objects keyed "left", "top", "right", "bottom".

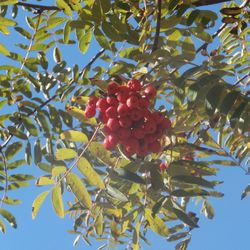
[{"left": 84, "top": 79, "right": 171, "bottom": 157}]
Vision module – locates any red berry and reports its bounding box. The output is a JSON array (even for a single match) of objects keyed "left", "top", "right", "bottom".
[
  {"left": 152, "top": 111, "right": 164, "bottom": 124},
  {"left": 137, "top": 142, "right": 149, "bottom": 157},
  {"left": 144, "top": 85, "right": 156, "bottom": 99},
  {"left": 105, "top": 106, "right": 118, "bottom": 118},
  {"left": 107, "top": 96, "right": 119, "bottom": 106},
  {"left": 182, "top": 155, "right": 193, "bottom": 161},
  {"left": 126, "top": 96, "right": 139, "bottom": 109},
  {"left": 107, "top": 82, "right": 119, "bottom": 95},
  {"left": 122, "top": 138, "right": 139, "bottom": 152},
  {"left": 160, "top": 118, "right": 172, "bottom": 130},
  {"left": 118, "top": 128, "right": 131, "bottom": 140},
  {"left": 132, "top": 127, "right": 145, "bottom": 139},
  {"left": 103, "top": 125, "right": 111, "bottom": 135},
  {"left": 108, "top": 133, "right": 119, "bottom": 146},
  {"left": 160, "top": 162, "right": 167, "bottom": 171},
  {"left": 88, "top": 96, "right": 99, "bottom": 107},
  {"left": 97, "top": 98, "right": 109, "bottom": 112},
  {"left": 145, "top": 133, "right": 158, "bottom": 143},
  {"left": 119, "top": 116, "right": 132, "bottom": 128},
  {"left": 103, "top": 137, "right": 116, "bottom": 150},
  {"left": 144, "top": 120, "right": 156, "bottom": 134},
  {"left": 98, "top": 112, "right": 108, "bottom": 123},
  {"left": 107, "top": 118, "right": 120, "bottom": 131},
  {"left": 148, "top": 140, "right": 161, "bottom": 154},
  {"left": 84, "top": 106, "right": 96, "bottom": 118},
  {"left": 127, "top": 79, "right": 141, "bottom": 91},
  {"left": 117, "top": 92, "right": 129, "bottom": 103},
  {"left": 118, "top": 85, "right": 130, "bottom": 94},
  {"left": 130, "top": 109, "right": 142, "bottom": 121},
  {"left": 117, "top": 103, "right": 129, "bottom": 117},
  {"left": 139, "top": 96, "right": 150, "bottom": 108}
]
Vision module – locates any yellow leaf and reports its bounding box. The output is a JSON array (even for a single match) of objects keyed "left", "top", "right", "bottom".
[
  {"left": 51, "top": 186, "right": 64, "bottom": 218},
  {"left": 60, "top": 130, "right": 88, "bottom": 143},
  {"left": 32, "top": 191, "right": 50, "bottom": 219},
  {"left": 55, "top": 148, "right": 77, "bottom": 160}
]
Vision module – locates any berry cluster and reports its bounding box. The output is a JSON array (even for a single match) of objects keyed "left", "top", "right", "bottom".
[{"left": 84, "top": 79, "right": 171, "bottom": 157}]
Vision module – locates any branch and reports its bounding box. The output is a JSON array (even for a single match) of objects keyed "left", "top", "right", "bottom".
[
  {"left": 232, "top": 71, "right": 250, "bottom": 88},
  {"left": 196, "top": 23, "right": 227, "bottom": 53},
  {"left": 192, "top": 0, "right": 232, "bottom": 7},
  {"left": 16, "top": 2, "right": 60, "bottom": 11},
  {"left": 152, "top": 0, "right": 162, "bottom": 53}
]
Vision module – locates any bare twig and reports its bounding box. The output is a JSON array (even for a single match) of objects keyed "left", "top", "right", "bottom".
[
  {"left": 151, "top": 0, "right": 162, "bottom": 53},
  {"left": 232, "top": 72, "right": 250, "bottom": 88},
  {"left": 16, "top": 2, "right": 60, "bottom": 11},
  {"left": 56, "top": 123, "right": 101, "bottom": 185}
]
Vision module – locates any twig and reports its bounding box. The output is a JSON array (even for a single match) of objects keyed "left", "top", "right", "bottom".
[
  {"left": 232, "top": 72, "right": 250, "bottom": 88},
  {"left": 0, "top": 48, "right": 105, "bottom": 151},
  {"left": 0, "top": 150, "right": 8, "bottom": 209},
  {"left": 16, "top": 2, "right": 60, "bottom": 11},
  {"left": 196, "top": 23, "right": 227, "bottom": 53},
  {"left": 56, "top": 123, "right": 101, "bottom": 185},
  {"left": 151, "top": 0, "right": 162, "bottom": 53}
]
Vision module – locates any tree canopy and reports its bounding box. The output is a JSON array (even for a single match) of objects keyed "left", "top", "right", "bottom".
[{"left": 0, "top": 0, "right": 250, "bottom": 249}]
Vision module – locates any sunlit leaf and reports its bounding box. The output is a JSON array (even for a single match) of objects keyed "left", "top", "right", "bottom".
[
  {"left": 55, "top": 148, "right": 77, "bottom": 160},
  {"left": 51, "top": 186, "right": 64, "bottom": 218},
  {"left": 32, "top": 191, "right": 50, "bottom": 219}
]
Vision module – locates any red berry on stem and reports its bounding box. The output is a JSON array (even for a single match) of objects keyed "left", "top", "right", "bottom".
[
  {"left": 127, "top": 79, "right": 141, "bottom": 91},
  {"left": 105, "top": 106, "right": 118, "bottom": 118},
  {"left": 152, "top": 111, "right": 164, "bottom": 124},
  {"left": 139, "top": 96, "right": 150, "bottom": 109},
  {"left": 132, "top": 127, "right": 145, "bottom": 139},
  {"left": 107, "top": 118, "right": 120, "bottom": 131},
  {"left": 119, "top": 116, "right": 132, "bottom": 128},
  {"left": 130, "top": 109, "right": 142, "bottom": 121},
  {"left": 88, "top": 96, "right": 99, "bottom": 107},
  {"left": 117, "top": 103, "right": 129, "bottom": 117},
  {"left": 160, "top": 162, "right": 167, "bottom": 171},
  {"left": 118, "top": 128, "right": 131, "bottom": 140},
  {"left": 104, "top": 137, "right": 116, "bottom": 150},
  {"left": 144, "top": 120, "right": 157, "bottom": 134},
  {"left": 108, "top": 133, "right": 119, "bottom": 146},
  {"left": 107, "top": 96, "right": 119, "bottom": 106},
  {"left": 144, "top": 85, "right": 156, "bottom": 99},
  {"left": 148, "top": 140, "right": 161, "bottom": 154},
  {"left": 160, "top": 118, "right": 172, "bottom": 130},
  {"left": 97, "top": 98, "right": 109, "bottom": 112},
  {"left": 107, "top": 82, "right": 119, "bottom": 95},
  {"left": 126, "top": 96, "right": 139, "bottom": 109},
  {"left": 84, "top": 106, "right": 96, "bottom": 118}
]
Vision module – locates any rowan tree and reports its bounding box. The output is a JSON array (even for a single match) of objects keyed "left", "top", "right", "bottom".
[{"left": 0, "top": 0, "right": 250, "bottom": 249}]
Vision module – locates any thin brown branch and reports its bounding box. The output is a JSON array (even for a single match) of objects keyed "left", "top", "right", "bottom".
[
  {"left": 196, "top": 23, "right": 227, "bottom": 53},
  {"left": 152, "top": 0, "right": 162, "bottom": 53},
  {"left": 16, "top": 2, "right": 60, "bottom": 11},
  {"left": 232, "top": 72, "right": 250, "bottom": 88},
  {"left": 56, "top": 123, "right": 101, "bottom": 186}
]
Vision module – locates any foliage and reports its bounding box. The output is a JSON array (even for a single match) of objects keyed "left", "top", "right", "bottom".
[{"left": 0, "top": 0, "right": 250, "bottom": 249}]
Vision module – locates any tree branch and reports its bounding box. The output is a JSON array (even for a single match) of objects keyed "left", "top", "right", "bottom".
[
  {"left": 192, "top": 0, "right": 232, "bottom": 7},
  {"left": 16, "top": 2, "right": 60, "bottom": 11},
  {"left": 152, "top": 0, "right": 162, "bottom": 53}
]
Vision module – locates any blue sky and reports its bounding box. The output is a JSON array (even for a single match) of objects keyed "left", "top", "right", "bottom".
[{"left": 1, "top": 1, "right": 250, "bottom": 250}]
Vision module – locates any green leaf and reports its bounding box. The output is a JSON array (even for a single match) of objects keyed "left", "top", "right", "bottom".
[
  {"left": 94, "top": 210, "right": 104, "bottom": 236},
  {"left": 171, "top": 189, "right": 209, "bottom": 197},
  {"left": 220, "top": 91, "right": 239, "bottom": 115},
  {"left": 112, "top": 168, "right": 145, "bottom": 185},
  {"left": 144, "top": 208, "right": 169, "bottom": 237},
  {"left": 8, "top": 126, "right": 27, "bottom": 140},
  {"left": 53, "top": 47, "right": 62, "bottom": 63},
  {"left": 63, "top": 21, "right": 71, "bottom": 43},
  {"left": 182, "top": 36, "right": 195, "bottom": 60},
  {"left": 94, "top": 27, "right": 111, "bottom": 50},
  {"left": 171, "top": 202, "right": 199, "bottom": 228},
  {"left": 241, "top": 184, "right": 250, "bottom": 200},
  {"left": 77, "top": 157, "right": 105, "bottom": 189},
  {"left": 0, "top": 43, "right": 10, "bottom": 56},
  {"left": 22, "top": 117, "right": 38, "bottom": 136},
  {"left": 152, "top": 197, "right": 169, "bottom": 216},
  {"left": 60, "top": 130, "right": 88, "bottom": 143},
  {"left": 52, "top": 166, "right": 67, "bottom": 177},
  {"left": 0, "top": 209, "right": 17, "bottom": 228},
  {"left": 0, "top": 219, "right": 6, "bottom": 233},
  {"left": 201, "top": 200, "right": 214, "bottom": 219},
  {"left": 88, "top": 142, "right": 116, "bottom": 166},
  {"left": 102, "top": 22, "right": 122, "bottom": 41},
  {"left": 36, "top": 176, "right": 55, "bottom": 186},
  {"left": 79, "top": 29, "right": 92, "bottom": 54},
  {"left": 0, "top": 0, "right": 18, "bottom": 6},
  {"left": 106, "top": 185, "right": 128, "bottom": 202},
  {"left": 55, "top": 148, "right": 77, "bottom": 160},
  {"left": 56, "top": 0, "right": 72, "bottom": 16},
  {"left": 66, "top": 173, "right": 92, "bottom": 209},
  {"left": 172, "top": 175, "right": 215, "bottom": 188},
  {"left": 5, "top": 142, "right": 22, "bottom": 160},
  {"left": 34, "top": 139, "right": 42, "bottom": 165},
  {"left": 2, "top": 197, "right": 22, "bottom": 205},
  {"left": 32, "top": 191, "right": 50, "bottom": 219},
  {"left": 9, "top": 174, "right": 34, "bottom": 181},
  {"left": 51, "top": 186, "right": 64, "bottom": 218},
  {"left": 220, "top": 7, "right": 242, "bottom": 16},
  {"left": 14, "top": 26, "right": 31, "bottom": 39}
]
